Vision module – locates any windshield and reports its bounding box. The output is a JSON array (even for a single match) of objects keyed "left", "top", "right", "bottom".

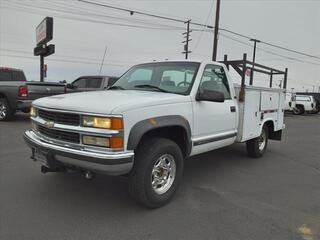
[{"left": 112, "top": 62, "right": 200, "bottom": 95}]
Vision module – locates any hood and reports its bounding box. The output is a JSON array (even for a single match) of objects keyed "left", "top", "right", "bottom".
[{"left": 33, "top": 90, "right": 189, "bottom": 115}]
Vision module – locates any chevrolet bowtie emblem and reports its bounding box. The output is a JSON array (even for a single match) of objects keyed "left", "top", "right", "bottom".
[{"left": 44, "top": 121, "right": 54, "bottom": 129}]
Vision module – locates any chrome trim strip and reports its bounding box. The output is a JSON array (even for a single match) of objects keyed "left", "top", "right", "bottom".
[
  {"left": 192, "top": 131, "right": 237, "bottom": 146},
  {"left": 25, "top": 130, "right": 134, "bottom": 160}
]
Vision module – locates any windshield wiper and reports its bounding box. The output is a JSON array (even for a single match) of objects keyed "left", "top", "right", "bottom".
[
  {"left": 134, "top": 84, "right": 169, "bottom": 93},
  {"left": 107, "top": 85, "right": 125, "bottom": 90}
]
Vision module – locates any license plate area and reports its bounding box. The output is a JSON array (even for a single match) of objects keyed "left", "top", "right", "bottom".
[{"left": 32, "top": 148, "right": 49, "bottom": 166}]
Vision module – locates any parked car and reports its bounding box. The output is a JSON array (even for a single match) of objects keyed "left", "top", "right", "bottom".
[
  {"left": 66, "top": 75, "right": 118, "bottom": 92},
  {"left": 293, "top": 95, "right": 319, "bottom": 115},
  {"left": 284, "top": 92, "right": 296, "bottom": 112},
  {"left": 24, "top": 60, "right": 286, "bottom": 208},
  {"left": 0, "top": 67, "right": 66, "bottom": 121}
]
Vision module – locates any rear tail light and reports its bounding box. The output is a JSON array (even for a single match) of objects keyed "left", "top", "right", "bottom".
[
  {"left": 311, "top": 103, "right": 314, "bottom": 108},
  {"left": 64, "top": 85, "right": 67, "bottom": 93},
  {"left": 18, "top": 86, "right": 28, "bottom": 97}
]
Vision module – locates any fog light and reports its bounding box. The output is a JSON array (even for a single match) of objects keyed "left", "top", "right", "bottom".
[{"left": 82, "top": 135, "right": 110, "bottom": 148}]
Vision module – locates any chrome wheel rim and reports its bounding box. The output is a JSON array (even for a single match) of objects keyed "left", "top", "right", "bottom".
[
  {"left": 0, "top": 102, "right": 7, "bottom": 120},
  {"left": 151, "top": 154, "right": 176, "bottom": 195},
  {"left": 258, "top": 130, "right": 266, "bottom": 151}
]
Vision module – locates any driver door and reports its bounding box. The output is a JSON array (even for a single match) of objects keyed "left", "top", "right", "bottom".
[{"left": 191, "top": 64, "right": 237, "bottom": 155}]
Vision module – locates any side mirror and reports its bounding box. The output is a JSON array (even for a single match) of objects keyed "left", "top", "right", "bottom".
[
  {"left": 197, "top": 89, "right": 225, "bottom": 102},
  {"left": 66, "top": 83, "right": 75, "bottom": 89}
]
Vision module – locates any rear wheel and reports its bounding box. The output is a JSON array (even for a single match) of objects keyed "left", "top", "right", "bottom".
[
  {"left": 293, "top": 105, "right": 304, "bottom": 115},
  {"left": 246, "top": 125, "right": 269, "bottom": 158},
  {"left": 0, "top": 98, "right": 14, "bottom": 121},
  {"left": 129, "top": 138, "right": 184, "bottom": 208},
  {"left": 311, "top": 104, "right": 320, "bottom": 114}
]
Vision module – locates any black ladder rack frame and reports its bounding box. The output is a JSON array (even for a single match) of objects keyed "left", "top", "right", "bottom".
[{"left": 220, "top": 53, "right": 288, "bottom": 102}]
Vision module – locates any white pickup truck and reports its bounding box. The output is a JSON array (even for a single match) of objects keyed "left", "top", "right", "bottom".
[
  {"left": 293, "top": 95, "right": 319, "bottom": 115},
  {"left": 24, "top": 55, "right": 288, "bottom": 208}
]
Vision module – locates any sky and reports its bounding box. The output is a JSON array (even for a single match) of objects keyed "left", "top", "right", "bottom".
[{"left": 0, "top": 0, "right": 319, "bottom": 92}]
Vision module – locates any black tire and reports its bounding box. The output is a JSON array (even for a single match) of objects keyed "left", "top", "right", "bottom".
[
  {"left": 311, "top": 105, "right": 320, "bottom": 114},
  {"left": 129, "top": 138, "right": 184, "bottom": 208},
  {"left": 0, "top": 98, "right": 14, "bottom": 121},
  {"left": 293, "top": 105, "right": 304, "bottom": 115},
  {"left": 246, "top": 125, "right": 269, "bottom": 158}
]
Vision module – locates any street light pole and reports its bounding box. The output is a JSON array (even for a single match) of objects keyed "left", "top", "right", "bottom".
[
  {"left": 212, "top": 0, "right": 221, "bottom": 61},
  {"left": 249, "top": 38, "right": 260, "bottom": 85}
]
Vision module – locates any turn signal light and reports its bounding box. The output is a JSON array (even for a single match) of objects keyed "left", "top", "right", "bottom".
[{"left": 110, "top": 137, "right": 124, "bottom": 149}]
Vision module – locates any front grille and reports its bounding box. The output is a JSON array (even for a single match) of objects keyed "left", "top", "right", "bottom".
[
  {"left": 38, "top": 109, "right": 80, "bottom": 126},
  {"left": 38, "top": 125, "right": 80, "bottom": 144}
]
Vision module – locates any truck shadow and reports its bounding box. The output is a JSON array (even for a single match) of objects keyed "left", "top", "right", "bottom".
[{"left": 32, "top": 143, "right": 253, "bottom": 212}]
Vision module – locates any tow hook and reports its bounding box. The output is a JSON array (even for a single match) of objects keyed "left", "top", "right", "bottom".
[{"left": 84, "top": 171, "right": 94, "bottom": 180}]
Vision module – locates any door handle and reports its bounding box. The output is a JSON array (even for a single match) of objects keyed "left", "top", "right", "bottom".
[{"left": 230, "top": 106, "right": 236, "bottom": 112}]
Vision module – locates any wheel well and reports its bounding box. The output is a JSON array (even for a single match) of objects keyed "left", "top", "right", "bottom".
[
  {"left": 264, "top": 120, "right": 281, "bottom": 140},
  {"left": 296, "top": 104, "right": 305, "bottom": 110},
  {"left": 0, "top": 93, "right": 7, "bottom": 99},
  {"left": 138, "top": 126, "right": 190, "bottom": 158}
]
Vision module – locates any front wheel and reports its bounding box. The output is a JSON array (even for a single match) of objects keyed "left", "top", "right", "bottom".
[
  {"left": 246, "top": 125, "right": 269, "bottom": 158},
  {"left": 293, "top": 105, "right": 304, "bottom": 115},
  {"left": 129, "top": 138, "right": 184, "bottom": 208}
]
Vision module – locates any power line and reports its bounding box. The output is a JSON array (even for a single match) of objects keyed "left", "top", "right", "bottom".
[
  {"left": 3, "top": 2, "right": 186, "bottom": 31},
  {"left": 218, "top": 33, "right": 320, "bottom": 66},
  {"left": 3, "top": 0, "right": 320, "bottom": 62},
  {"left": 79, "top": 0, "right": 320, "bottom": 61},
  {"left": 0, "top": 53, "right": 132, "bottom": 67}
]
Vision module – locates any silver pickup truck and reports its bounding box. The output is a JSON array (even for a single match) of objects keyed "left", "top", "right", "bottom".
[{"left": 0, "top": 67, "right": 66, "bottom": 121}]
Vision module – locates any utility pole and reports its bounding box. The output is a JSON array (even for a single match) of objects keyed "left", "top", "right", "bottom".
[
  {"left": 40, "top": 55, "right": 44, "bottom": 82},
  {"left": 212, "top": 0, "right": 221, "bottom": 61},
  {"left": 249, "top": 38, "right": 261, "bottom": 85},
  {"left": 182, "top": 19, "right": 192, "bottom": 59},
  {"left": 99, "top": 45, "right": 107, "bottom": 75}
]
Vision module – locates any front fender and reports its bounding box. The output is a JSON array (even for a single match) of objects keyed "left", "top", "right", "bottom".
[{"left": 127, "top": 115, "right": 191, "bottom": 152}]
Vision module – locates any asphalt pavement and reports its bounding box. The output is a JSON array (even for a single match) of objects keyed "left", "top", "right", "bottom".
[{"left": 0, "top": 113, "right": 319, "bottom": 240}]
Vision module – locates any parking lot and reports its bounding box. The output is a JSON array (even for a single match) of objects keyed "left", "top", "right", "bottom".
[{"left": 0, "top": 113, "right": 319, "bottom": 240}]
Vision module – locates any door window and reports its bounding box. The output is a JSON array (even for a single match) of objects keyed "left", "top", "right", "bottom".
[
  {"left": 72, "top": 78, "right": 87, "bottom": 88},
  {"left": 86, "top": 78, "right": 102, "bottom": 88},
  {"left": 199, "top": 65, "right": 231, "bottom": 99}
]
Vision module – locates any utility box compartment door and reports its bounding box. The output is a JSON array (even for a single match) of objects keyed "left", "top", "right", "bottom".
[
  {"left": 236, "top": 87, "right": 261, "bottom": 142},
  {"left": 260, "top": 91, "right": 279, "bottom": 111}
]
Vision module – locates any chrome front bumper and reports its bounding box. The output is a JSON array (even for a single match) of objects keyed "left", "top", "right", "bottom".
[{"left": 23, "top": 130, "right": 134, "bottom": 175}]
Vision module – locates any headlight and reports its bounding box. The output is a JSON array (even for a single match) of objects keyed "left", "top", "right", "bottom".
[
  {"left": 82, "top": 116, "right": 123, "bottom": 129},
  {"left": 30, "top": 106, "right": 37, "bottom": 117}
]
